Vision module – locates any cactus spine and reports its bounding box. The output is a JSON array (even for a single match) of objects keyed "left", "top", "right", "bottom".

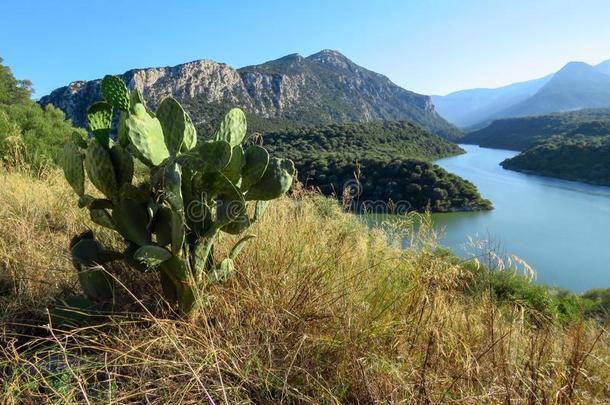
[{"left": 62, "top": 76, "right": 294, "bottom": 317}]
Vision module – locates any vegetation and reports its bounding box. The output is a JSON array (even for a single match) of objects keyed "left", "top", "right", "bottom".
[
  {"left": 501, "top": 135, "right": 610, "bottom": 186},
  {"left": 181, "top": 97, "right": 299, "bottom": 136},
  {"left": 0, "top": 58, "right": 85, "bottom": 171},
  {"left": 464, "top": 108, "right": 610, "bottom": 151},
  {"left": 1, "top": 59, "right": 609, "bottom": 403},
  {"left": 263, "top": 122, "right": 492, "bottom": 212},
  {"left": 61, "top": 75, "right": 294, "bottom": 317},
  {"left": 1, "top": 168, "right": 609, "bottom": 402}
]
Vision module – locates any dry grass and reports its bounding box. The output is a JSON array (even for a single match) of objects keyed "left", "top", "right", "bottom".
[{"left": 0, "top": 169, "right": 609, "bottom": 403}]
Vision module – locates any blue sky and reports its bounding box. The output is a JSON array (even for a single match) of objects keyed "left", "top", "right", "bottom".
[{"left": 3, "top": 0, "right": 610, "bottom": 97}]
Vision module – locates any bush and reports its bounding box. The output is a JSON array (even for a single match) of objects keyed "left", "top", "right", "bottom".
[{"left": 0, "top": 58, "right": 85, "bottom": 172}]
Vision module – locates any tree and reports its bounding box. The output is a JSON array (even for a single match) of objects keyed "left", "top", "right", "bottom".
[{"left": 0, "top": 57, "right": 32, "bottom": 104}]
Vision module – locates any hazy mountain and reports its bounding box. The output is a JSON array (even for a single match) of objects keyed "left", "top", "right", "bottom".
[
  {"left": 498, "top": 62, "right": 610, "bottom": 118},
  {"left": 595, "top": 59, "right": 610, "bottom": 76},
  {"left": 432, "top": 75, "right": 551, "bottom": 128},
  {"left": 434, "top": 59, "right": 610, "bottom": 129},
  {"left": 463, "top": 108, "right": 610, "bottom": 150},
  {"left": 39, "top": 50, "right": 461, "bottom": 140}
]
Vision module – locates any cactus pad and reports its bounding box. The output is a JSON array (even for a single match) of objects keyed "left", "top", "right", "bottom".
[
  {"left": 70, "top": 238, "right": 119, "bottom": 302},
  {"left": 85, "top": 138, "right": 119, "bottom": 201},
  {"left": 109, "top": 144, "right": 134, "bottom": 186},
  {"left": 183, "top": 113, "right": 197, "bottom": 151},
  {"left": 125, "top": 103, "right": 169, "bottom": 166},
  {"left": 134, "top": 245, "right": 172, "bottom": 268},
  {"left": 241, "top": 145, "right": 269, "bottom": 191},
  {"left": 156, "top": 97, "right": 188, "bottom": 156},
  {"left": 87, "top": 101, "right": 113, "bottom": 134},
  {"left": 112, "top": 198, "right": 151, "bottom": 246},
  {"left": 152, "top": 206, "right": 173, "bottom": 246},
  {"left": 63, "top": 142, "right": 85, "bottom": 196},
  {"left": 215, "top": 108, "right": 247, "bottom": 147},
  {"left": 222, "top": 145, "right": 245, "bottom": 184},
  {"left": 101, "top": 75, "right": 130, "bottom": 111},
  {"left": 90, "top": 208, "right": 115, "bottom": 230},
  {"left": 72, "top": 130, "right": 88, "bottom": 149},
  {"left": 245, "top": 158, "right": 295, "bottom": 201}
]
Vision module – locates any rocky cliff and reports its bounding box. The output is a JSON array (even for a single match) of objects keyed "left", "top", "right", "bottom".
[{"left": 39, "top": 50, "right": 461, "bottom": 140}]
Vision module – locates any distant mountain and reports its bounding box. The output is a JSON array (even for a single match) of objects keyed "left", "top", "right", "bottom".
[
  {"left": 595, "top": 59, "right": 610, "bottom": 76},
  {"left": 432, "top": 75, "right": 551, "bottom": 128},
  {"left": 39, "top": 50, "right": 461, "bottom": 140},
  {"left": 463, "top": 108, "right": 610, "bottom": 151},
  {"left": 434, "top": 59, "right": 610, "bottom": 129},
  {"left": 498, "top": 62, "right": 610, "bottom": 118}
]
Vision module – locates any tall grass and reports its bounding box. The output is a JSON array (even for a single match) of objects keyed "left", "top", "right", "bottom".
[{"left": 0, "top": 169, "right": 609, "bottom": 403}]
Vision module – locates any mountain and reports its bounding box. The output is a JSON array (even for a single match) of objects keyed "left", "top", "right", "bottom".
[
  {"left": 39, "top": 50, "right": 461, "bottom": 140},
  {"left": 463, "top": 108, "right": 610, "bottom": 151},
  {"left": 595, "top": 59, "right": 610, "bottom": 76},
  {"left": 498, "top": 62, "right": 610, "bottom": 118},
  {"left": 433, "top": 59, "right": 610, "bottom": 129},
  {"left": 432, "top": 75, "right": 551, "bottom": 128}
]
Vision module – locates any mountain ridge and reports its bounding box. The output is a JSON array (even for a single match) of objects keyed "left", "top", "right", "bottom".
[
  {"left": 433, "top": 58, "right": 610, "bottom": 129},
  {"left": 496, "top": 61, "right": 610, "bottom": 118},
  {"left": 463, "top": 108, "right": 610, "bottom": 150},
  {"left": 39, "top": 50, "right": 462, "bottom": 140}
]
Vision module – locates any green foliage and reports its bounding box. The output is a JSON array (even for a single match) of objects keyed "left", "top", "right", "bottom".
[
  {"left": 501, "top": 135, "right": 610, "bottom": 186},
  {"left": 0, "top": 58, "right": 85, "bottom": 170},
  {"left": 0, "top": 57, "right": 31, "bottom": 104},
  {"left": 460, "top": 260, "right": 585, "bottom": 326},
  {"left": 580, "top": 288, "right": 610, "bottom": 320},
  {"left": 263, "top": 121, "right": 491, "bottom": 212},
  {"left": 465, "top": 108, "right": 610, "bottom": 151},
  {"left": 61, "top": 76, "right": 294, "bottom": 317}
]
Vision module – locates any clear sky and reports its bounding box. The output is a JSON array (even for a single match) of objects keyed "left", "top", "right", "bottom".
[{"left": 3, "top": 0, "right": 610, "bottom": 97}]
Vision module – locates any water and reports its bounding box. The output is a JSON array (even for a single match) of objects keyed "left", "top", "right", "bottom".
[{"left": 427, "top": 144, "right": 610, "bottom": 292}]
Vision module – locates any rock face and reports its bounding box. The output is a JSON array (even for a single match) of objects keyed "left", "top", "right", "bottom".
[{"left": 39, "top": 50, "right": 461, "bottom": 139}]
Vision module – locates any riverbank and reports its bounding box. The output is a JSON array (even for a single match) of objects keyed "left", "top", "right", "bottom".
[
  {"left": 434, "top": 144, "right": 610, "bottom": 292},
  {"left": 500, "top": 135, "right": 610, "bottom": 187},
  {"left": 1, "top": 168, "right": 609, "bottom": 402}
]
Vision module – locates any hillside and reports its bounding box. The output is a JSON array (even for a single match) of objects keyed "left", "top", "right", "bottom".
[
  {"left": 432, "top": 75, "right": 551, "bottom": 128},
  {"left": 463, "top": 108, "right": 610, "bottom": 150},
  {"left": 1, "top": 58, "right": 609, "bottom": 403},
  {"left": 263, "top": 121, "right": 492, "bottom": 212},
  {"left": 39, "top": 50, "right": 462, "bottom": 140},
  {"left": 434, "top": 59, "right": 610, "bottom": 129},
  {"left": 0, "top": 58, "right": 85, "bottom": 170},
  {"left": 501, "top": 135, "right": 610, "bottom": 186},
  {"left": 499, "top": 62, "right": 610, "bottom": 118},
  {"left": 1, "top": 168, "right": 609, "bottom": 402}
]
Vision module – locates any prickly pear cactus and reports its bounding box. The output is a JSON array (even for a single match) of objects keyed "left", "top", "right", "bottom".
[
  {"left": 101, "top": 75, "right": 130, "bottom": 111},
  {"left": 61, "top": 76, "right": 295, "bottom": 317}
]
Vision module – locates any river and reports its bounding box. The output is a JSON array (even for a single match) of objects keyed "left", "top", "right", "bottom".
[{"left": 423, "top": 144, "right": 610, "bottom": 292}]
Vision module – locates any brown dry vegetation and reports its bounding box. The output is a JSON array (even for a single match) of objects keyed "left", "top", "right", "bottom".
[{"left": 0, "top": 168, "right": 609, "bottom": 403}]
